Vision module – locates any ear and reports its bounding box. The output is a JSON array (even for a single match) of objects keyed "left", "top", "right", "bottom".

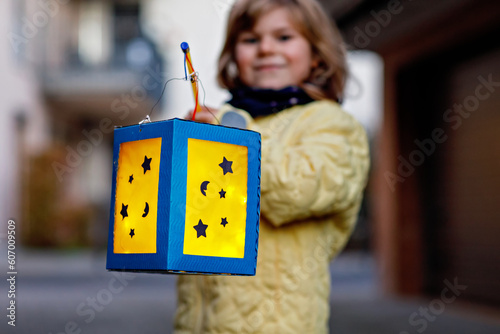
[
  {"left": 311, "top": 54, "right": 320, "bottom": 69},
  {"left": 228, "top": 61, "right": 239, "bottom": 78}
]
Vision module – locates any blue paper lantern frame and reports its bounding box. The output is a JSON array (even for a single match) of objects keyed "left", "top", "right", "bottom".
[{"left": 106, "top": 118, "right": 261, "bottom": 275}]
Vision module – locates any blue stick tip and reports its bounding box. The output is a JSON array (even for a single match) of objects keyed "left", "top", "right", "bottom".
[{"left": 180, "top": 42, "right": 189, "bottom": 52}]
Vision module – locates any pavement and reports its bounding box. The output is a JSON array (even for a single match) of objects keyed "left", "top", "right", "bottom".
[{"left": 1, "top": 249, "right": 499, "bottom": 334}]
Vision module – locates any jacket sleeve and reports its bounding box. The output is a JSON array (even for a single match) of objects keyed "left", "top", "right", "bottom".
[{"left": 253, "top": 101, "right": 370, "bottom": 227}]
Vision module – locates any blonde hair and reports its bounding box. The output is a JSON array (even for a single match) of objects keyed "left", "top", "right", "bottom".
[{"left": 217, "top": 0, "right": 347, "bottom": 102}]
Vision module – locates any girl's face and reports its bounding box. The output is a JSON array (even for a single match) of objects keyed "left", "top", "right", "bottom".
[{"left": 235, "top": 7, "right": 315, "bottom": 90}]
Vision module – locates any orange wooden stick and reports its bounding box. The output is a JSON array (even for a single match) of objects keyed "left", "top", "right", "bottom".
[{"left": 181, "top": 42, "right": 201, "bottom": 120}]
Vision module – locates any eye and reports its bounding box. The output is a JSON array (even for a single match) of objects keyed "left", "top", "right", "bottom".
[
  {"left": 278, "top": 34, "right": 292, "bottom": 42},
  {"left": 238, "top": 33, "right": 259, "bottom": 44},
  {"left": 242, "top": 37, "right": 258, "bottom": 44}
]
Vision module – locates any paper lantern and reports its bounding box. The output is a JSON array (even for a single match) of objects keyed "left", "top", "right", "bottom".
[{"left": 106, "top": 119, "right": 261, "bottom": 275}]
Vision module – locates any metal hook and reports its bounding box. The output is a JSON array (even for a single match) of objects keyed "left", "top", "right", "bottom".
[{"left": 139, "top": 115, "right": 151, "bottom": 125}]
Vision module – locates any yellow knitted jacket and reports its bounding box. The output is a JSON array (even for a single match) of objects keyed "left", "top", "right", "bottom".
[{"left": 174, "top": 100, "right": 370, "bottom": 333}]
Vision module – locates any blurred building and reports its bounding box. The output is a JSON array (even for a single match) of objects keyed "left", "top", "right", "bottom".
[
  {"left": 1, "top": 0, "right": 252, "bottom": 250},
  {"left": 327, "top": 0, "right": 500, "bottom": 309},
  {"left": 2, "top": 0, "right": 164, "bottom": 248},
  {"left": 1, "top": 0, "right": 51, "bottom": 241}
]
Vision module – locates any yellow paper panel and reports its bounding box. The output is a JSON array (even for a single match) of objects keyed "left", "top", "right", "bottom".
[
  {"left": 113, "top": 137, "right": 161, "bottom": 253},
  {"left": 184, "top": 138, "right": 248, "bottom": 258}
]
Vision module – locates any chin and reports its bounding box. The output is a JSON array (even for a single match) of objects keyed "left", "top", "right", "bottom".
[{"left": 254, "top": 82, "right": 289, "bottom": 90}]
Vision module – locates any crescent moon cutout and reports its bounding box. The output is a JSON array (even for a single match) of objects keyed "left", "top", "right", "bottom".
[
  {"left": 142, "top": 202, "right": 149, "bottom": 217},
  {"left": 200, "top": 181, "right": 210, "bottom": 196}
]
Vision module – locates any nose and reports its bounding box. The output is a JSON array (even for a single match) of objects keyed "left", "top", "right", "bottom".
[{"left": 258, "top": 36, "right": 276, "bottom": 55}]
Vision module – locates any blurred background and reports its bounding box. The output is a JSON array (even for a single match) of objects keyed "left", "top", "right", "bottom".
[{"left": 1, "top": 0, "right": 499, "bottom": 333}]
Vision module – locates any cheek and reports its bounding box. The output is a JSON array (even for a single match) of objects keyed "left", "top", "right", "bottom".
[
  {"left": 235, "top": 45, "right": 253, "bottom": 71},
  {"left": 291, "top": 46, "right": 314, "bottom": 77}
]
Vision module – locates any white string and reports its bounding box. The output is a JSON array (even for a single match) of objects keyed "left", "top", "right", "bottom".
[
  {"left": 145, "top": 76, "right": 186, "bottom": 122},
  {"left": 141, "top": 70, "right": 219, "bottom": 124}
]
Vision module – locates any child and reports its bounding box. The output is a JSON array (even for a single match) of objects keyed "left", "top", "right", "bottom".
[{"left": 175, "top": 0, "right": 370, "bottom": 333}]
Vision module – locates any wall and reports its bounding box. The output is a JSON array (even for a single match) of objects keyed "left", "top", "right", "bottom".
[{"left": 1, "top": 0, "right": 50, "bottom": 234}]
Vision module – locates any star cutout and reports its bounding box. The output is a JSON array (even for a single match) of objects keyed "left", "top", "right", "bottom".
[
  {"left": 219, "top": 157, "right": 233, "bottom": 175},
  {"left": 129, "top": 229, "right": 135, "bottom": 238},
  {"left": 142, "top": 156, "right": 152, "bottom": 174},
  {"left": 128, "top": 175, "right": 134, "bottom": 183},
  {"left": 219, "top": 188, "right": 226, "bottom": 198},
  {"left": 120, "top": 203, "right": 128, "bottom": 220},
  {"left": 193, "top": 219, "right": 208, "bottom": 238},
  {"left": 221, "top": 217, "right": 228, "bottom": 227}
]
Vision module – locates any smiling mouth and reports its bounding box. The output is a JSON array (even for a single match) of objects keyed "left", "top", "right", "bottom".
[{"left": 255, "top": 64, "right": 284, "bottom": 71}]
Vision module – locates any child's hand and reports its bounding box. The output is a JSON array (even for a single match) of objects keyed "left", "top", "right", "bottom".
[{"left": 185, "top": 107, "right": 218, "bottom": 123}]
